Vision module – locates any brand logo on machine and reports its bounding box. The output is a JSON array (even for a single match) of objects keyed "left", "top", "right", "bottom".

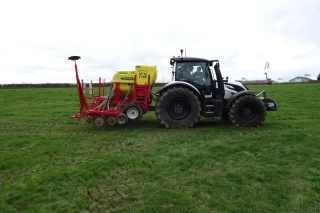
[
  {"left": 139, "top": 71, "right": 147, "bottom": 78},
  {"left": 121, "top": 77, "right": 134, "bottom": 80}
]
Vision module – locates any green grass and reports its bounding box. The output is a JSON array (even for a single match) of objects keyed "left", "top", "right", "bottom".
[{"left": 0, "top": 83, "right": 320, "bottom": 212}]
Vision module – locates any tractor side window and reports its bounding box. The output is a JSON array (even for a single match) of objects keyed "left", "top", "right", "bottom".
[
  {"left": 192, "top": 66, "right": 205, "bottom": 84},
  {"left": 202, "top": 65, "right": 212, "bottom": 86},
  {"left": 192, "top": 63, "right": 212, "bottom": 87},
  {"left": 175, "top": 62, "right": 213, "bottom": 88},
  {"left": 175, "top": 64, "right": 184, "bottom": 81},
  {"left": 175, "top": 63, "right": 193, "bottom": 81},
  {"left": 194, "top": 63, "right": 214, "bottom": 96}
]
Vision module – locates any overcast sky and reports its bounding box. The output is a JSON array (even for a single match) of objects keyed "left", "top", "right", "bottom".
[{"left": 0, "top": 0, "right": 319, "bottom": 84}]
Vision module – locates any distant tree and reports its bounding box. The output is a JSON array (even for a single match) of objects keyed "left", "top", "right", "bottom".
[{"left": 318, "top": 73, "right": 320, "bottom": 81}]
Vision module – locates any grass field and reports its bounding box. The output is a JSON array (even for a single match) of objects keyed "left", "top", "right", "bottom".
[{"left": 0, "top": 83, "right": 320, "bottom": 212}]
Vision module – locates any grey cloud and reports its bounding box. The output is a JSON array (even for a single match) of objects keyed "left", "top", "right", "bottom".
[
  {"left": 265, "top": 9, "right": 288, "bottom": 23},
  {"left": 32, "top": 43, "right": 88, "bottom": 60},
  {"left": 225, "top": 49, "right": 242, "bottom": 62},
  {"left": 292, "top": 52, "right": 313, "bottom": 60},
  {"left": 26, "top": 65, "right": 50, "bottom": 72},
  {"left": 261, "top": 1, "right": 320, "bottom": 44},
  {"left": 88, "top": 57, "right": 125, "bottom": 71},
  {"left": 256, "top": 53, "right": 265, "bottom": 59},
  {"left": 16, "top": 66, "right": 69, "bottom": 77},
  {"left": 85, "top": 49, "right": 168, "bottom": 76},
  {"left": 127, "top": 48, "right": 167, "bottom": 64},
  {"left": 33, "top": 43, "right": 62, "bottom": 52},
  {"left": 220, "top": 49, "right": 243, "bottom": 70}
]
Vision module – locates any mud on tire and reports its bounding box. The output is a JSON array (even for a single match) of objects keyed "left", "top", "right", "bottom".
[
  {"left": 228, "top": 94, "right": 266, "bottom": 127},
  {"left": 155, "top": 86, "right": 201, "bottom": 128}
]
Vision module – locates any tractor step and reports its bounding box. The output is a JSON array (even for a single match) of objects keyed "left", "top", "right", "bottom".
[{"left": 203, "top": 99, "right": 223, "bottom": 117}]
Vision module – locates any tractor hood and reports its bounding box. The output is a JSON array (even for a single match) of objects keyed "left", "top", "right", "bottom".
[{"left": 224, "top": 81, "right": 277, "bottom": 111}]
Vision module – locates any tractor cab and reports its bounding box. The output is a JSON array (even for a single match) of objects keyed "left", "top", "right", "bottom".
[{"left": 170, "top": 57, "right": 225, "bottom": 99}]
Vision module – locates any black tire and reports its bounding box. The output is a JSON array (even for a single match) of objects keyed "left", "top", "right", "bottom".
[
  {"left": 155, "top": 86, "right": 201, "bottom": 128},
  {"left": 228, "top": 94, "right": 266, "bottom": 127},
  {"left": 123, "top": 104, "right": 143, "bottom": 122}
]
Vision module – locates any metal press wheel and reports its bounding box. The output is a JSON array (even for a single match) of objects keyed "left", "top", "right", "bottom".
[
  {"left": 116, "top": 114, "right": 128, "bottom": 125},
  {"left": 123, "top": 104, "right": 143, "bottom": 122},
  {"left": 107, "top": 116, "right": 117, "bottom": 126},
  {"left": 94, "top": 116, "right": 105, "bottom": 126},
  {"left": 86, "top": 115, "right": 94, "bottom": 124}
]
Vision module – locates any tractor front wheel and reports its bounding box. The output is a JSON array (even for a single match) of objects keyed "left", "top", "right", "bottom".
[
  {"left": 228, "top": 94, "right": 266, "bottom": 127},
  {"left": 155, "top": 86, "right": 201, "bottom": 128}
]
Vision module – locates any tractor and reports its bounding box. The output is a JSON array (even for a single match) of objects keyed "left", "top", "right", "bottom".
[{"left": 68, "top": 51, "right": 277, "bottom": 128}]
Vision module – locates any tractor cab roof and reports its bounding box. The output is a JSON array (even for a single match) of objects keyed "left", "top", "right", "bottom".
[{"left": 170, "top": 57, "right": 219, "bottom": 66}]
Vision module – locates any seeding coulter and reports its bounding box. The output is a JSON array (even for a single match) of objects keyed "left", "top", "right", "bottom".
[{"left": 68, "top": 56, "right": 158, "bottom": 126}]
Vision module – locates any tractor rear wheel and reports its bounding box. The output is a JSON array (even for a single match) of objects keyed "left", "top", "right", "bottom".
[
  {"left": 155, "top": 86, "right": 201, "bottom": 128},
  {"left": 228, "top": 94, "right": 266, "bottom": 127}
]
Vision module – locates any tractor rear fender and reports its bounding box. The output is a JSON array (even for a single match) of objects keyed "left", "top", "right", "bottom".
[
  {"left": 157, "top": 81, "right": 200, "bottom": 95},
  {"left": 225, "top": 90, "right": 256, "bottom": 109},
  {"left": 156, "top": 81, "right": 204, "bottom": 102}
]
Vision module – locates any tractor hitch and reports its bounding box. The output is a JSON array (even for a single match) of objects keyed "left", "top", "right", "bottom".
[{"left": 256, "top": 90, "right": 277, "bottom": 111}]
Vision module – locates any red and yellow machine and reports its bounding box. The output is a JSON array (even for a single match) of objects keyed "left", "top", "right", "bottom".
[{"left": 68, "top": 56, "right": 158, "bottom": 126}]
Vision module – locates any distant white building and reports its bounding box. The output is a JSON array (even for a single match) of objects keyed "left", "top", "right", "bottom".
[
  {"left": 236, "top": 79, "right": 277, "bottom": 84},
  {"left": 289, "top": 76, "right": 314, "bottom": 83}
]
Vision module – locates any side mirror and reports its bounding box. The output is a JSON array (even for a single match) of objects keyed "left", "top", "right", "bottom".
[
  {"left": 209, "top": 61, "right": 213, "bottom": 66},
  {"left": 170, "top": 59, "right": 174, "bottom": 66}
]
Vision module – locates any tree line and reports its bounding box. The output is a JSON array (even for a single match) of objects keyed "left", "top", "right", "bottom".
[
  {"left": 1, "top": 79, "right": 319, "bottom": 89},
  {"left": 0, "top": 82, "right": 170, "bottom": 89}
]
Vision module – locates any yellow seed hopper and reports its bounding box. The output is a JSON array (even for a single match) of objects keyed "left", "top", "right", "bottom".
[{"left": 111, "top": 65, "right": 158, "bottom": 97}]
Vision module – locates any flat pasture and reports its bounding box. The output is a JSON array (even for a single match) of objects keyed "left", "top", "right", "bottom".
[{"left": 0, "top": 83, "right": 319, "bottom": 212}]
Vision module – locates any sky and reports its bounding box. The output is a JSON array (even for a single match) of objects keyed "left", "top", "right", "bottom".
[{"left": 0, "top": 0, "right": 319, "bottom": 84}]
